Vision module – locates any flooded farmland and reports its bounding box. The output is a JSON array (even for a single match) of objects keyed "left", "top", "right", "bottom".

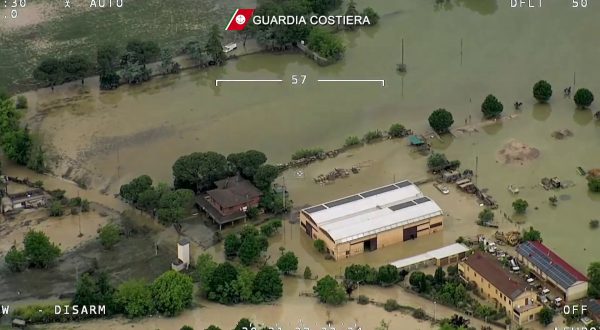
[{"left": 2, "top": 1, "right": 599, "bottom": 328}]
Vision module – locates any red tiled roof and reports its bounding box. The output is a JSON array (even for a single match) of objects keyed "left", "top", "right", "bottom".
[
  {"left": 530, "top": 241, "right": 587, "bottom": 281},
  {"left": 463, "top": 251, "right": 528, "bottom": 300}
]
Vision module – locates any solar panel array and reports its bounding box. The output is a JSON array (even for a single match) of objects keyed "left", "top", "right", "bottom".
[
  {"left": 517, "top": 242, "right": 578, "bottom": 289},
  {"left": 389, "top": 200, "right": 416, "bottom": 211},
  {"left": 304, "top": 204, "right": 327, "bottom": 214},
  {"left": 414, "top": 197, "right": 430, "bottom": 204},
  {"left": 587, "top": 299, "right": 600, "bottom": 315},
  {"left": 360, "top": 184, "right": 398, "bottom": 198},
  {"left": 324, "top": 194, "right": 363, "bottom": 208}
]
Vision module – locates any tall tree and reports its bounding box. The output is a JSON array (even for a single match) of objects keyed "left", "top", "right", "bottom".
[
  {"left": 481, "top": 94, "right": 503, "bottom": 118},
  {"left": 227, "top": 150, "right": 267, "bottom": 179},
  {"left": 253, "top": 164, "right": 280, "bottom": 191},
  {"left": 533, "top": 80, "right": 552, "bottom": 102},
  {"left": 205, "top": 25, "right": 226, "bottom": 65},
  {"left": 33, "top": 58, "right": 63, "bottom": 86},
  {"left": 253, "top": 265, "right": 283, "bottom": 301},
  {"left": 119, "top": 175, "right": 153, "bottom": 203},
  {"left": 63, "top": 54, "right": 92, "bottom": 82},
  {"left": 172, "top": 151, "right": 229, "bottom": 191},
  {"left": 276, "top": 251, "right": 299, "bottom": 275},
  {"left": 152, "top": 270, "right": 194, "bottom": 316},
  {"left": 313, "top": 275, "right": 347, "bottom": 305},
  {"left": 428, "top": 108, "right": 454, "bottom": 134},
  {"left": 344, "top": 0, "right": 360, "bottom": 30},
  {"left": 97, "top": 43, "right": 121, "bottom": 75},
  {"left": 23, "top": 230, "right": 61, "bottom": 268},
  {"left": 587, "top": 262, "right": 600, "bottom": 298}
]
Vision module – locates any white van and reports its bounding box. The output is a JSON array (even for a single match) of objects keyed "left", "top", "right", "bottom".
[{"left": 542, "top": 288, "right": 550, "bottom": 295}]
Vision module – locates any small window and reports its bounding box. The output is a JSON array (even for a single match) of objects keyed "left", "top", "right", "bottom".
[{"left": 346, "top": 251, "right": 350, "bottom": 256}]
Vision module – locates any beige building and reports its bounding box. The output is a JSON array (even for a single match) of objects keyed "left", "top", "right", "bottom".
[
  {"left": 299, "top": 180, "right": 443, "bottom": 260},
  {"left": 459, "top": 252, "right": 542, "bottom": 325},
  {"left": 392, "top": 243, "right": 471, "bottom": 271},
  {"left": 516, "top": 241, "right": 588, "bottom": 302}
]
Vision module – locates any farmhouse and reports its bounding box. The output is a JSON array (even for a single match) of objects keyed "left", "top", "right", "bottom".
[
  {"left": 299, "top": 180, "right": 443, "bottom": 260},
  {"left": 459, "top": 252, "right": 542, "bottom": 325},
  {"left": 516, "top": 241, "right": 588, "bottom": 302},
  {"left": 196, "top": 175, "right": 262, "bottom": 229}
]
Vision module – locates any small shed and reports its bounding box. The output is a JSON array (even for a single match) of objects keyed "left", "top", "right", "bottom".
[{"left": 442, "top": 170, "right": 461, "bottom": 183}]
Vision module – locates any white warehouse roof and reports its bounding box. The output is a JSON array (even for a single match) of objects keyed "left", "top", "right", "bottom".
[
  {"left": 391, "top": 243, "right": 471, "bottom": 269},
  {"left": 302, "top": 181, "right": 443, "bottom": 243}
]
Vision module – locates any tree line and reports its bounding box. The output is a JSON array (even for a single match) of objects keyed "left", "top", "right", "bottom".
[{"left": 0, "top": 94, "right": 47, "bottom": 173}]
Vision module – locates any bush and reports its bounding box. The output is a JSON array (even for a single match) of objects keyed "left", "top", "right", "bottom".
[
  {"left": 481, "top": 94, "right": 503, "bottom": 118},
  {"left": 15, "top": 95, "right": 28, "bottom": 109},
  {"left": 49, "top": 201, "right": 64, "bottom": 217},
  {"left": 5, "top": 247, "right": 27, "bottom": 272},
  {"left": 512, "top": 199, "right": 529, "bottom": 214},
  {"left": 388, "top": 123, "right": 407, "bottom": 138},
  {"left": 362, "top": 7, "right": 379, "bottom": 25},
  {"left": 363, "top": 130, "right": 383, "bottom": 143},
  {"left": 344, "top": 136, "right": 361, "bottom": 147},
  {"left": 99, "top": 224, "right": 121, "bottom": 249},
  {"left": 291, "top": 148, "right": 324, "bottom": 160},
  {"left": 590, "top": 220, "right": 599, "bottom": 229},
  {"left": 588, "top": 177, "right": 600, "bottom": 193},
  {"left": 314, "top": 239, "right": 326, "bottom": 253},
  {"left": 412, "top": 308, "right": 428, "bottom": 320},
  {"left": 383, "top": 299, "right": 400, "bottom": 312},
  {"left": 478, "top": 208, "right": 494, "bottom": 224},
  {"left": 12, "top": 302, "right": 74, "bottom": 324},
  {"left": 574, "top": 88, "right": 594, "bottom": 108},
  {"left": 428, "top": 108, "right": 454, "bottom": 134},
  {"left": 357, "top": 294, "right": 369, "bottom": 305},
  {"left": 307, "top": 27, "right": 345, "bottom": 60},
  {"left": 427, "top": 153, "right": 449, "bottom": 170},
  {"left": 303, "top": 266, "right": 312, "bottom": 279},
  {"left": 533, "top": 80, "right": 552, "bottom": 102}
]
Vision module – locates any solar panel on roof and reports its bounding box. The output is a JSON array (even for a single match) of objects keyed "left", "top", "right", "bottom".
[
  {"left": 517, "top": 242, "right": 577, "bottom": 289},
  {"left": 588, "top": 300, "right": 600, "bottom": 314},
  {"left": 304, "top": 205, "right": 327, "bottom": 214},
  {"left": 389, "top": 200, "right": 416, "bottom": 211},
  {"left": 360, "top": 184, "right": 398, "bottom": 198},
  {"left": 414, "top": 197, "right": 430, "bottom": 204},
  {"left": 395, "top": 181, "right": 412, "bottom": 188},
  {"left": 324, "top": 194, "right": 363, "bottom": 208}
]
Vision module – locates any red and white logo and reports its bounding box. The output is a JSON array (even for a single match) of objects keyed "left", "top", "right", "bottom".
[{"left": 226, "top": 9, "right": 255, "bottom": 31}]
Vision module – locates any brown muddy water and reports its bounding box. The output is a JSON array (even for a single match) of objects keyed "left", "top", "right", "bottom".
[{"left": 4, "top": 0, "right": 600, "bottom": 325}]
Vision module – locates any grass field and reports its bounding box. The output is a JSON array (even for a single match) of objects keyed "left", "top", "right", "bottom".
[{"left": 0, "top": 0, "right": 247, "bottom": 92}]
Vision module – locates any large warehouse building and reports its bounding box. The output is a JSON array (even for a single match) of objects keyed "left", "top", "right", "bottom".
[
  {"left": 516, "top": 241, "right": 588, "bottom": 302},
  {"left": 299, "top": 180, "right": 443, "bottom": 260}
]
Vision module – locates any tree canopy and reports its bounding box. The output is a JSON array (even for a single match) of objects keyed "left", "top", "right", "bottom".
[
  {"left": 313, "top": 275, "right": 347, "bottom": 305},
  {"left": 512, "top": 198, "right": 529, "bottom": 214},
  {"left": 481, "top": 94, "right": 503, "bottom": 118},
  {"left": 115, "top": 279, "right": 154, "bottom": 318},
  {"left": 253, "top": 265, "right": 283, "bottom": 301},
  {"left": 587, "top": 262, "right": 600, "bottom": 298},
  {"left": 538, "top": 306, "right": 555, "bottom": 326},
  {"left": 120, "top": 175, "right": 153, "bottom": 204},
  {"left": 126, "top": 39, "right": 160, "bottom": 65},
  {"left": 522, "top": 226, "right": 542, "bottom": 242},
  {"left": 151, "top": 270, "right": 194, "bottom": 316},
  {"left": 428, "top": 108, "right": 454, "bottom": 134},
  {"left": 205, "top": 25, "right": 226, "bottom": 65},
  {"left": 276, "top": 251, "right": 299, "bottom": 275},
  {"left": 172, "top": 151, "right": 229, "bottom": 191},
  {"left": 307, "top": 28, "right": 345, "bottom": 60},
  {"left": 253, "top": 164, "right": 280, "bottom": 191},
  {"left": 227, "top": 150, "right": 267, "bottom": 179},
  {"left": 574, "top": 88, "right": 594, "bottom": 108},
  {"left": 99, "top": 224, "right": 121, "bottom": 249},
  {"left": 23, "top": 230, "right": 61, "bottom": 268},
  {"left": 533, "top": 80, "right": 552, "bottom": 102}
]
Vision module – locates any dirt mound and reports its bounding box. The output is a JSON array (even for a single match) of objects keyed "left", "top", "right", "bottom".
[
  {"left": 496, "top": 139, "right": 540, "bottom": 165},
  {"left": 588, "top": 168, "right": 600, "bottom": 178}
]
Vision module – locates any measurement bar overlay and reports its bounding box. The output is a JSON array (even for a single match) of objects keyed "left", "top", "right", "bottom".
[
  {"left": 215, "top": 79, "right": 283, "bottom": 86},
  {"left": 317, "top": 79, "right": 385, "bottom": 87}
]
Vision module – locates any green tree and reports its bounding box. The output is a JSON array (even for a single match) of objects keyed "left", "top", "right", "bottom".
[
  {"left": 259, "top": 190, "right": 289, "bottom": 214},
  {"left": 308, "top": 28, "right": 345, "bottom": 60},
  {"left": 97, "top": 43, "right": 121, "bottom": 75},
  {"left": 126, "top": 40, "right": 160, "bottom": 65},
  {"left": 23, "top": 230, "right": 60, "bottom": 268},
  {"left": 234, "top": 318, "right": 253, "bottom": 330},
  {"left": 427, "top": 152, "right": 449, "bottom": 170},
  {"left": 512, "top": 198, "right": 529, "bottom": 214},
  {"left": 308, "top": 0, "right": 342, "bottom": 14},
  {"left": 99, "top": 224, "right": 121, "bottom": 249},
  {"left": 224, "top": 234, "right": 242, "bottom": 258},
  {"left": 234, "top": 267, "right": 255, "bottom": 302},
  {"left": 588, "top": 177, "right": 600, "bottom": 193},
  {"left": 180, "top": 326, "right": 194, "bottom": 330},
  {"left": 362, "top": 7, "right": 380, "bottom": 25},
  {"left": 314, "top": 239, "right": 326, "bottom": 253},
  {"left": 205, "top": 25, "right": 226, "bottom": 65},
  {"left": 344, "top": 0, "right": 359, "bottom": 30},
  {"left": 253, "top": 265, "right": 283, "bottom": 301},
  {"left": 434, "top": 267, "right": 446, "bottom": 286},
  {"left": 481, "top": 94, "right": 503, "bottom": 118},
  {"left": 533, "top": 80, "right": 552, "bottom": 102},
  {"left": 207, "top": 262, "right": 238, "bottom": 296},
  {"left": 49, "top": 201, "right": 64, "bottom": 217},
  {"left": 196, "top": 253, "right": 217, "bottom": 291},
  {"left": 478, "top": 208, "right": 494, "bottom": 224},
  {"left": 4, "top": 246, "right": 26, "bottom": 272},
  {"left": 345, "top": 264, "right": 373, "bottom": 283},
  {"left": 63, "top": 54, "right": 92, "bottom": 82},
  {"left": 303, "top": 266, "right": 313, "bottom": 279},
  {"left": 409, "top": 271, "right": 430, "bottom": 293},
  {"left": 205, "top": 326, "right": 221, "bottom": 330},
  {"left": 574, "top": 88, "right": 594, "bottom": 108},
  {"left": 120, "top": 175, "right": 153, "bottom": 204},
  {"left": 115, "top": 279, "right": 154, "bottom": 318},
  {"left": 313, "top": 275, "right": 347, "bottom": 305},
  {"left": 253, "top": 164, "right": 280, "bottom": 191},
  {"left": 152, "top": 270, "right": 194, "bottom": 316},
  {"left": 227, "top": 150, "right": 267, "bottom": 179},
  {"left": 2, "top": 128, "right": 32, "bottom": 165},
  {"left": 137, "top": 187, "right": 161, "bottom": 212},
  {"left": 33, "top": 58, "right": 63, "bottom": 86},
  {"left": 239, "top": 234, "right": 264, "bottom": 265},
  {"left": 587, "top": 262, "right": 600, "bottom": 298},
  {"left": 156, "top": 189, "right": 195, "bottom": 224},
  {"left": 172, "top": 151, "right": 229, "bottom": 192},
  {"left": 388, "top": 123, "right": 406, "bottom": 138},
  {"left": 276, "top": 251, "right": 299, "bottom": 275},
  {"left": 73, "top": 272, "right": 117, "bottom": 314},
  {"left": 522, "top": 226, "right": 542, "bottom": 242},
  {"left": 538, "top": 306, "right": 555, "bottom": 326},
  {"left": 378, "top": 264, "right": 400, "bottom": 286},
  {"left": 428, "top": 109, "right": 454, "bottom": 134},
  {"left": 159, "top": 48, "right": 175, "bottom": 74}
]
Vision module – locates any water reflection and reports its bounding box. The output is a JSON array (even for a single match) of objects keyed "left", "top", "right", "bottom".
[
  {"left": 573, "top": 109, "right": 593, "bottom": 126},
  {"left": 532, "top": 103, "right": 551, "bottom": 122},
  {"left": 481, "top": 122, "right": 503, "bottom": 135},
  {"left": 363, "top": 24, "right": 381, "bottom": 39},
  {"left": 431, "top": 133, "right": 455, "bottom": 150},
  {"left": 454, "top": 0, "right": 498, "bottom": 15}
]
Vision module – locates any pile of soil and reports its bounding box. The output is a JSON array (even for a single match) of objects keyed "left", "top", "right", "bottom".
[
  {"left": 588, "top": 168, "right": 600, "bottom": 178},
  {"left": 496, "top": 139, "right": 540, "bottom": 165}
]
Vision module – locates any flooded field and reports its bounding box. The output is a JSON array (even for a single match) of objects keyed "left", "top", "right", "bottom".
[{"left": 2, "top": 0, "right": 598, "bottom": 323}]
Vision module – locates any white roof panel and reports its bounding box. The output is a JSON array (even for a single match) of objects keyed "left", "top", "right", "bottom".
[{"left": 391, "top": 243, "right": 471, "bottom": 268}]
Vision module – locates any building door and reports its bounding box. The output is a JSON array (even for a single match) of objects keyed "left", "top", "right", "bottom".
[
  {"left": 363, "top": 237, "right": 377, "bottom": 251},
  {"left": 305, "top": 223, "right": 313, "bottom": 237},
  {"left": 403, "top": 226, "right": 417, "bottom": 241}
]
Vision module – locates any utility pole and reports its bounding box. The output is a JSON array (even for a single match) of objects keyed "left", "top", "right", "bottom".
[
  {"left": 116, "top": 146, "right": 120, "bottom": 180},
  {"left": 77, "top": 191, "right": 83, "bottom": 237},
  {"left": 282, "top": 175, "right": 286, "bottom": 245},
  {"left": 475, "top": 156, "right": 479, "bottom": 186},
  {"left": 460, "top": 38, "right": 463, "bottom": 66}
]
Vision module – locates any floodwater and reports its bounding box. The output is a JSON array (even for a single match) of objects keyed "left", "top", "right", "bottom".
[{"left": 13, "top": 0, "right": 600, "bottom": 298}]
